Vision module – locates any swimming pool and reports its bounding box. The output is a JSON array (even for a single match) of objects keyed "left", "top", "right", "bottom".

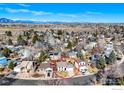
[{"left": 0, "top": 57, "right": 8, "bottom": 66}]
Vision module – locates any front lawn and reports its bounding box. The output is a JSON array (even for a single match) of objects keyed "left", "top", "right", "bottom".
[{"left": 56, "top": 71, "right": 68, "bottom": 77}]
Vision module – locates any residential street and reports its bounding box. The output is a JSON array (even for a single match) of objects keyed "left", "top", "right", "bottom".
[
  {"left": 1, "top": 54, "right": 124, "bottom": 85},
  {"left": 0, "top": 74, "right": 96, "bottom": 85}
]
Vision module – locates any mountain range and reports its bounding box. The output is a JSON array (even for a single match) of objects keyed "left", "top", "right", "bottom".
[{"left": 0, "top": 18, "right": 81, "bottom": 24}]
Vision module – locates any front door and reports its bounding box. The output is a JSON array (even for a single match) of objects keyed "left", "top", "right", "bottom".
[{"left": 47, "top": 72, "right": 50, "bottom": 77}]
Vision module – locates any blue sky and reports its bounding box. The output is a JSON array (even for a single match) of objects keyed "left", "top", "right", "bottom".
[{"left": 0, "top": 3, "right": 124, "bottom": 23}]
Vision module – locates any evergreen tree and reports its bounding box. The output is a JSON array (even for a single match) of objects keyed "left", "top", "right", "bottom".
[
  {"left": 8, "top": 61, "right": 14, "bottom": 70},
  {"left": 76, "top": 52, "right": 84, "bottom": 60},
  {"left": 5, "top": 31, "right": 12, "bottom": 36},
  {"left": 2, "top": 47, "right": 11, "bottom": 57},
  {"left": 32, "top": 34, "right": 39, "bottom": 44},
  {"left": 96, "top": 56, "right": 106, "bottom": 69},
  {"left": 17, "top": 35, "right": 23, "bottom": 44},
  {"left": 108, "top": 51, "right": 117, "bottom": 64},
  {"left": 23, "top": 31, "right": 30, "bottom": 39},
  {"left": 17, "top": 35, "right": 27, "bottom": 45},
  {"left": 7, "top": 38, "right": 13, "bottom": 45},
  {"left": 67, "top": 41, "right": 73, "bottom": 50},
  {"left": 57, "top": 30, "right": 63, "bottom": 35},
  {"left": 116, "top": 77, "right": 124, "bottom": 85}
]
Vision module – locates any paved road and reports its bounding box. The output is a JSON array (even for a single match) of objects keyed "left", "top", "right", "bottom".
[
  {"left": 0, "top": 74, "right": 95, "bottom": 85},
  {"left": 119, "top": 62, "right": 124, "bottom": 76}
]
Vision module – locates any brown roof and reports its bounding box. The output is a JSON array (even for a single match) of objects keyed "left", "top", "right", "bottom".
[{"left": 39, "top": 63, "right": 51, "bottom": 69}]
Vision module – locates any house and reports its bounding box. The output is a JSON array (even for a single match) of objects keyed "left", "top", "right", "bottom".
[
  {"left": 121, "top": 43, "right": 124, "bottom": 54},
  {"left": 47, "top": 33, "right": 56, "bottom": 46},
  {"left": 68, "top": 51, "right": 77, "bottom": 58},
  {"left": 57, "top": 61, "right": 74, "bottom": 77},
  {"left": 34, "top": 41, "right": 43, "bottom": 48},
  {"left": 49, "top": 52, "right": 61, "bottom": 60},
  {"left": 105, "top": 37, "right": 112, "bottom": 42},
  {"left": 14, "top": 65, "right": 23, "bottom": 72},
  {"left": 5, "top": 45, "right": 15, "bottom": 51},
  {"left": 14, "top": 61, "right": 29, "bottom": 73},
  {"left": 79, "top": 66, "right": 88, "bottom": 74},
  {"left": 91, "top": 54, "right": 99, "bottom": 62},
  {"left": 75, "top": 61, "right": 88, "bottom": 74},
  {"left": 78, "top": 61, "right": 86, "bottom": 66},
  {"left": 38, "top": 63, "right": 53, "bottom": 78},
  {"left": 105, "top": 49, "right": 112, "bottom": 58},
  {"left": 105, "top": 42, "right": 113, "bottom": 49},
  {"left": 57, "top": 61, "right": 74, "bottom": 72},
  {"left": 19, "top": 49, "right": 34, "bottom": 60},
  {"left": 23, "top": 49, "right": 31, "bottom": 58},
  {"left": 104, "top": 42, "right": 113, "bottom": 57},
  {"left": 84, "top": 42, "right": 97, "bottom": 50},
  {"left": 26, "top": 61, "right": 35, "bottom": 71},
  {"left": 97, "top": 35, "right": 106, "bottom": 49}
]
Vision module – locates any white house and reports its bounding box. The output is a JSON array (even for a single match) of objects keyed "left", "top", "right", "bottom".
[
  {"left": 104, "top": 42, "right": 113, "bottom": 57},
  {"left": 79, "top": 66, "right": 88, "bottom": 74},
  {"left": 48, "top": 33, "right": 56, "bottom": 46},
  {"left": 57, "top": 61, "right": 74, "bottom": 77},
  {"left": 5, "top": 45, "right": 14, "bottom": 51},
  {"left": 23, "top": 49, "right": 31, "bottom": 58},
  {"left": 76, "top": 61, "right": 88, "bottom": 74},
  {"left": 105, "top": 42, "right": 113, "bottom": 49},
  {"left": 26, "top": 61, "right": 34, "bottom": 71},
  {"left": 57, "top": 61, "right": 74, "bottom": 72},
  {"left": 84, "top": 42, "right": 97, "bottom": 50},
  {"left": 14, "top": 61, "right": 30, "bottom": 73},
  {"left": 79, "top": 61, "right": 86, "bottom": 66},
  {"left": 14, "top": 66, "right": 22, "bottom": 72}
]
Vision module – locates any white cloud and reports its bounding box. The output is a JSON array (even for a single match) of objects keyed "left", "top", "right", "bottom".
[
  {"left": 18, "top": 4, "right": 30, "bottom": 7},
  {"left": 5, "top": 8, "right": 29, "bottom": 13},
  {"left": 86, "top": 11, "right": 103, "bottom": 15},
  {"left": 0, "top": 6, "right": 103, "bottom": 21},
  {"left": 32, "top": 11, "right": 52, "bottom": 15},
  {"left": 3, "top": 8, "right": 51, "bottom": 15},
  {"left": 57, "top": 13, "right": 93, "bottom": 18},
  {"left": 58, "top": 13, "right": 77, "bottom": 17}
]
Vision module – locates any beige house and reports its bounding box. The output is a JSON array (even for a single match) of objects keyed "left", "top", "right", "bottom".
[{"left": 38, "top": 63, "right": 53, "bottom": 78}]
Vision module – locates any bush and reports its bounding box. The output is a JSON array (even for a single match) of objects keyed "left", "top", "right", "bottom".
[
  {"left": 0, "top": 67, "right": 4, "bottom": 73},
  {"left": 8, "top": 61, "right": 14, "bottom": 70}
]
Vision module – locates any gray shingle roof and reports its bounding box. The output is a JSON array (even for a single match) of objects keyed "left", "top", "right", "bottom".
[{"left": 57, "top": 62, "right": 74, "bottom": 68}]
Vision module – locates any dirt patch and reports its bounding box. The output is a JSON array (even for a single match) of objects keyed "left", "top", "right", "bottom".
[{"left": 31, "top": 73, "right": 45, "bottom": 78}]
